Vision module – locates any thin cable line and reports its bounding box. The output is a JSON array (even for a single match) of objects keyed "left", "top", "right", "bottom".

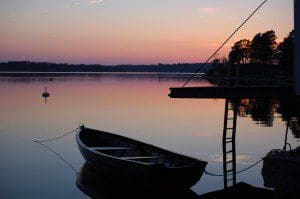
[
  {"left": 34, "top": 141, "right": 79, "bottom": 175},
  {"left": 182, "top": 0, "right": 269, "bottom": 88},
  {"left": 204, "top": 159, "right": 263, "bottom": 177},
  {"left": 33, "top": 127, "right": 79, "bottom": 143}
]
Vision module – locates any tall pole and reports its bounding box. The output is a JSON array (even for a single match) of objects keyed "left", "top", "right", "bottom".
[{"left": 295, "top": 0, "right": 300, "bottom": 95}]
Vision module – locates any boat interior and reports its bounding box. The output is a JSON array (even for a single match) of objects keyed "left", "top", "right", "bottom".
[{"left": 79, "top": 128, "right": 198, "bottom": 167}]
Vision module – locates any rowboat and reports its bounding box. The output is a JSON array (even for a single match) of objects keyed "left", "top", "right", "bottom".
[{"left": 76, "top": 126, "right": 207, "bottom": 190}]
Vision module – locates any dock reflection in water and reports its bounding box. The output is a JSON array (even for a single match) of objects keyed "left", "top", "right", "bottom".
[
  {"left": 76, "top": 162, "right": 199, "bottom": 199},
  {"left": 213, "top": 97, "right": 300, "bottom": 198}
]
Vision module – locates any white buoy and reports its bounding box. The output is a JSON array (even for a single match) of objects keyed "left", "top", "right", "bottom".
[{"left": 42, "top": 87, "right": 50, "bottom": 98}]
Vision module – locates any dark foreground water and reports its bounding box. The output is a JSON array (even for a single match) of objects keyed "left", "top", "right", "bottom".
[{"left": 0, "top": 74, "right": 299, "bottom": 198}]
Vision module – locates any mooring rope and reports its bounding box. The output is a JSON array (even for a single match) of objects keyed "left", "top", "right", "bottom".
[
  {"left": 182, "top": 0, "right": 269, "bottom": 88},
  {"left": 204, "top": 158, "right": 264, "bottom": 177},
  {"left": 33, "top": 127, "right": 80, "bottom": 143},
  {"left": 33, "top": 126, "right": 81, "bottom": 175},
  {"left": 34, "top": 141, "right": 80, "bottom": 175}
]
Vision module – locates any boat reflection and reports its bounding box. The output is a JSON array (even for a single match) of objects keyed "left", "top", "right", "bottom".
[{"left": 76, "top": 162, "right": 199, "bottom": 199}]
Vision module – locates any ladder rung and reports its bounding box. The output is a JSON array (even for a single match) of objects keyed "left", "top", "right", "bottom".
[
  {"left": 226, "top": 140, "right": 232, "bottom": 143},
  {"left": 226, "top": 137, "right": 232, "bottom": 140},
  {"left": 227, "top": 178, "right": 234, "bottom": 181},
  {"left": 226, "top": 160, "right": 233, "bottom": 164},
  {"left": 227, "top": 169, "right": 233, "bottom": 172},
  {"left": 227, "top": 128, "right": 234, "bottom": 130},
  {"left": 226, "top": 150, "right": 233, "bottom": 153}
]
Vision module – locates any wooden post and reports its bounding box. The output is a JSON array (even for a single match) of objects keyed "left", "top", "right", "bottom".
[
  {"left": 295, "top": 0, "right": 300, "bottom": 95},
  {"left": 227, "top": 62, "right": 232, "bottom": 87},
  {"left": 235, "top": 63, "right": 240, "bottom": 86}
]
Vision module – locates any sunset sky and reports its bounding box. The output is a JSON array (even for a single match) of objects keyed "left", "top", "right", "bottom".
[{"left": 0, "top": 0, "right": 294, "bottom": 65}]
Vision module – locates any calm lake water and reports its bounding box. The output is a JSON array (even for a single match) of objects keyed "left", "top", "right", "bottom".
[{"left": 0, "top": 74, "right": 299, "bottom": 198}]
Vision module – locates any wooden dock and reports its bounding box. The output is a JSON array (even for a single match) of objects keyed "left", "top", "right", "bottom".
[{"left": 169, "top": 85, "right": 296, "bottom": 99}]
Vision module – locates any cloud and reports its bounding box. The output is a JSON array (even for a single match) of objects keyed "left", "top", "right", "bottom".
[
  {"left": 61, "top": 0, "right": 103, "bottom": 9},
  {"left": 200, "top": 7, "right": 216, "bottom": 15},
  {"left": 41, "top": 10, "right": 50, "bottom": 14},
  {"left": 209, "top": 154, "right": 251, "bottom": 163},
  {"left": 88, "top": 0, "right": 104, "bottom": 3}
]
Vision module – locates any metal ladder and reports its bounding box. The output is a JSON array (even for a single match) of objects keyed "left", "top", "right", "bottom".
[{"left": 222, "top": 99, "right": 238, "bottom": 188}]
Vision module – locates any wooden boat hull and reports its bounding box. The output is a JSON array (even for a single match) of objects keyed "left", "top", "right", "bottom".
[
  {"left": 76, "top": 126, "right": 207, "bottom": 190},
  {"left": 262, "top": 148, "right": 300, "bottom": 196}
]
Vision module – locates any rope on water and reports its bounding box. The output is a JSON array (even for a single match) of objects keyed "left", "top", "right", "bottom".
[
  {"left": 204, "top": 158, "right": 264, "bottom": 177},
  {"left": 236, "top": 159, "right": 263, "bottom": 174},
  {"left": 182, "top": 0, "right": 269, "bottom": 88},
  {"left": 33, "top": 126, "right": 82, "bottom": 175},
  {"left": 33, "top": 127, "right": 80, "bottom": 143},
  {"left": 204, "top": 170, "right": 225, "bottom": 177},
  {"left": 34, "top": 141, "right": 79, "bottom": 175}
]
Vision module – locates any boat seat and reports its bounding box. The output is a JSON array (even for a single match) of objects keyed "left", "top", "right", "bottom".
[
  {"left": 90, "top": 147, "right": 133, "bottom": 151},
  {"left": 122, "top": 156, "right": 159, "bottom": 160}
]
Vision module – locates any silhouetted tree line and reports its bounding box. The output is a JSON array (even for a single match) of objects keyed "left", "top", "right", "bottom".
[
  {"left": 229, "top": 30, "right": 294, "bottom": 72},
  {"left": 0, "top": 61, "right": 213, "bottom": 73},
  {"left": 206, "top": 30, "right": 295, "bottom": 86}
]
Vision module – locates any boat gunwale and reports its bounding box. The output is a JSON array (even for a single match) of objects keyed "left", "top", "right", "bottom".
[{"left": 76, "top": 127, "right": 207, "bottom": 169}]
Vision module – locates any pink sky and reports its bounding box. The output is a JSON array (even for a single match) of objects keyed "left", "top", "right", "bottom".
[{"left": 0, "top": 0, "right": 294, "bottom": 65}]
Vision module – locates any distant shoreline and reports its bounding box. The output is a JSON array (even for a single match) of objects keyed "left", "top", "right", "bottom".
[
  {"left": 0, "top": 72, "right": 205, "bottom": 77},
  {"left": 0, "top": 71, "right": 205, "bottom": 75},
  {"left": 0, "top": 61, "right": 211, "bottom": 75}
]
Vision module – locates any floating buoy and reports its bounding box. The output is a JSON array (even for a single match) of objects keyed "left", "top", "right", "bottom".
[{"left": 42, "top": 87, "right": 50, "bottom": 98}]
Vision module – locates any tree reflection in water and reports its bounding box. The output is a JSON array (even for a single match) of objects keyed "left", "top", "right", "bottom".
[{"left": 230, "top": 97, "right": 300, "bottom": 138}]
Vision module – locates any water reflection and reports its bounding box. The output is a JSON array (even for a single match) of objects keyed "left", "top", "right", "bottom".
[
  {"left": 74, "top": 95, "right": 300, "bottom": 198},
  {"left": 234, "top": 99, "right": 278, "bottom": 127},
  {"left": 230, "top": 97, "right": 300, "bottom": 138},
  {"left": 222, "top": 97, "right": 300, "bottom": 196},
  {"left": 43, "top": 96, "right": 49, "bottom": 104},
  {"left": 0, "top": 73, "right": 210, "bottom": 86},
  {"left": 1, "top": 74, "right": 299, "bottom": 198},
  {"left": 76, "top": 162, "right": 199, "bottom": 199}
]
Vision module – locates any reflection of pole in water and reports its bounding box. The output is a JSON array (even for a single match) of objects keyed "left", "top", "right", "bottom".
[
  {"left": 222, "top": 99, "right": 238, "bottom": 188},
  {"left": 283, "top": 120, "right": 292, "bottom": 151},
  {"left": 295, "top": 0, "right": 300, "bottom": 95}
]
